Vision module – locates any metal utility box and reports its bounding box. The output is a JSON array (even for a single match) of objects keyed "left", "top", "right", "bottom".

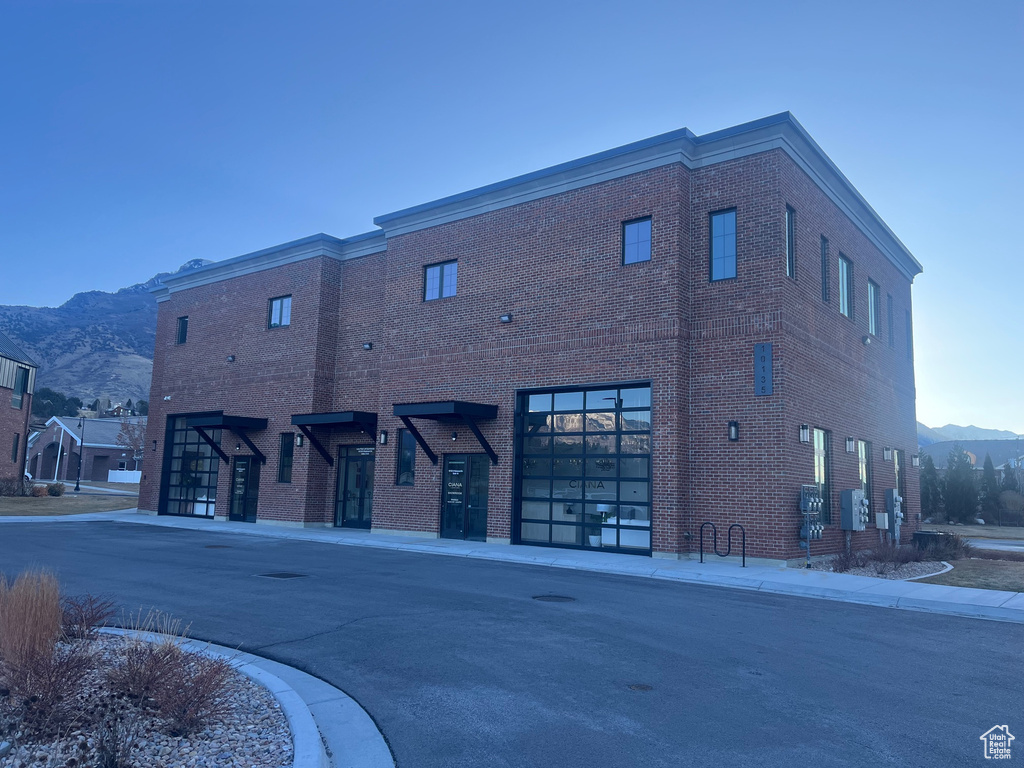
[
  {"left": 799, "top": 484, "right": 824, "bottom": 514},
  {"left": 875, "top": 512, "right": 890, "bottom": 530},
  {"left": 885, "top": 488, "right": 904, "bottom": 538},
  {"left": 840, "top": 489, "right": 870, "bottom": 531}
]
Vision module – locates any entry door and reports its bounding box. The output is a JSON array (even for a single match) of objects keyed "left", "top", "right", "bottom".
[
  {"left": 442, "top": 454, "right": 489, "bottom": 541},
  {"left": 229, "top": 456, "right": 260, "bottom": 523},
  {"left": 336, "top": 446, "right": 375, "bottom": 528}
]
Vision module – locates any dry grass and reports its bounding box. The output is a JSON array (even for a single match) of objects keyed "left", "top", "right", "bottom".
[
  {"left": 0, "top": 570, "right": 62, "bottom": 665},
  {"left": 65, "top": 480, "right": 141, "bottom": 493},
  {"left": 922, "top": 524, "right": 1024, "bottom": 540},
  {"left": 919, "top": 559, "right": 1024, "bottom": 592},
  {"left": 0, "top": 494, "right": 137, "bottom": 516}
]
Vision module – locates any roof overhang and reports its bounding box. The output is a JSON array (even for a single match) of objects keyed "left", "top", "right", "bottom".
[
  {"left": 185, "top": 415, "right": 268, "bottom": 465},
  {"left": 290, "top": 411, "right": 379, "bottom": 466},
  {"left": 393, "top": 401, "right": 499, "bottom": 465}
]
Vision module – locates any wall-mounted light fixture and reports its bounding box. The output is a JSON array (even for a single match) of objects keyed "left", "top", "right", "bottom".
[
  {"left": 911, "top": 454, "right": 920, "bottom": 468},
  {"left": 152, "top": 440, "right": 157, "bottom": 452},
  {"left": 163, "top": 395, "right": 172, "bottom": 401},
  {"left": 451, "top": 431, "right": 458, "bottom": 441},
  {"left": 379, "top": 430, "right": 388, "bottom": 445},
  {"left": 799, "top": 424, "right": 810, "bottom": 443},
  {"left": 362, "top": 342, "right": 373, "bottom": 351},
  {"left": 728, "top": 421, "right": 739, "bottom": 441},
  {"left": 846, "top": 437, "right": 856, "bottom": 453},
  {"left": 235, "top": 443, "right": 241, "bottom": 452},
  {"left": 499, "top": 314, "right": 512, "bottom": 324},
  {"left": 295, "top": 434, "right": 304, "bottom": 447},
  {"left": 862, "top": 335, "right": 872, "bottom": 345},
  {"left": 883, "top": 446, "right": 893, "bottom": 461},
  {"left": 226, "top": 355, "right": 236, "bottom": 362}
]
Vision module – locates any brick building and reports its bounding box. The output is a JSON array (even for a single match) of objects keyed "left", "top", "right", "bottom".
[
  {"left": 27, "top": 417, "right": 145, "bottom": 483},
  {"left": 139, "top": 113, "right": 922, "bottom": 562},
  {"left": 0, "top": 331, "right": 37, "bottom": 489}
]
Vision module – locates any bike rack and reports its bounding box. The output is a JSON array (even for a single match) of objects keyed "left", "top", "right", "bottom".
[{"left": 698, "top": 522, "right": 746, "bottom": 567}]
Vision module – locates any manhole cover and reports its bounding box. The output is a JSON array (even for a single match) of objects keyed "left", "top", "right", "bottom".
[
  {"left": 532, "top": 595, "right": 575, "bottom": 602},
  {"left": 256, "top": 572, "right": 308, "bottom": 580},
  {"left": 204, "top": 545, "right": 231, "bottom": 549},
  {"left": 629, "top": 683, "right": 653, "bottom": 691}
]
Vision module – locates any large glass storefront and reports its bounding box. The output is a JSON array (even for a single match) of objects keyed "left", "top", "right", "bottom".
[
  {"left": 514, "top": 384, "right": 652, "bottom": 554},
  {"left": 162, "top": 416, "right": 222, "bottom": 517}
]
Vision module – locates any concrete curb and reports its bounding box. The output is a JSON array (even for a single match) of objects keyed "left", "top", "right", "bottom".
[
  {"left": 99, "top": 628, "right": 393, "bottom": 768},
  {"left": 903, "top": 561, "right": 954, "bottom": 580}
]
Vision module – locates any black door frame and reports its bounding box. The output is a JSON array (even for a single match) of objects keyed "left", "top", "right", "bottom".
[
  {"left": 229, "top": 455, "right": 259, "bottom": 523},
  {"left": 335, "top": 445, "right": 375, "bottom": 529},
  {"left": 440, "top": 452, "right": 489, "bottom": 541}
]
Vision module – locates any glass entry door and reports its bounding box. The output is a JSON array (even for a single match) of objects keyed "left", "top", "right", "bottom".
[
  {"left": 336, "top": 446, "right": 375, "bottom": 528},
  {"left": 229, "top": 456, "right": 259, "bottom": 523},
  {"left": 442, "top": 454, "right": 489, "bottom": 541}
]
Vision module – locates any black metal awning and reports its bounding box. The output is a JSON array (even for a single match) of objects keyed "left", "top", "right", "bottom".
[
  {"left": 185, "top": 415, "right": 269, "bottom": 466},
  {"left": 392, "top": 401, "right": 499, "bottom": 465},
  {"left": 290, "top": 411, "right": 378, "bottom": 466}
]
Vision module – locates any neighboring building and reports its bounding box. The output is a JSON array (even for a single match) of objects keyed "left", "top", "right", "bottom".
[
  {"left": 140, "top": 112, "right": 922, "bottom": 562},
  {"left": 920, "top": 439, "right": 1024, "bottom": 479},
  {"left": 0, "top": 331, "right": 38, "bottom": 488},
  {"left": 27, "top": 417, "right": 145, "bottom": 482}
]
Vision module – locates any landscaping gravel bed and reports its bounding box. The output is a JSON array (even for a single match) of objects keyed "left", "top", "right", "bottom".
[
  {"left": 810, "top": 559, "right": 948, "bottom": 580},
  {"left": 0, "top": 634, "right": 292, "bottom": 768}
]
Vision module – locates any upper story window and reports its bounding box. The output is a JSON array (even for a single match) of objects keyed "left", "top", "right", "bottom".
[
  {"left": 838, "top": 255, "right": 853, "bottom": 318},
  {"left": 11, "top": 367, "right": 29, "bottom": 409},
  {"left": 785, "top": 206, "right": 796, "bottom": 279},
  {"left": 268, "top": 296, "right": 292, "bottom": 329},
  {"left": 820, "top": 236, "right": 830, "bottom": 303},
  {"left": 424, "top": 260, "right": 457, "bottom": 301},
  {"left": 396, "top": 428, "right": 416, "bottom": 485},
  {"left": 176, "top": 316, "right": 189, "bottom": 345},
  {"left": 867, "top": 280, "right": 880, "bottom": 336},
  {"left": 622, "top": 218, "right": 652, "bottom": 265},
  {"left": 886, "top": 293, "right": 895, "bottom": 347},
  {"left": 710, "top": 210, "right": 737, "bottom": 281}
]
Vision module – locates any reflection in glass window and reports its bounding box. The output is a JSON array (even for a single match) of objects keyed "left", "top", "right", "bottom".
[
  {"left": 711, "top": 210, "right": 737, "bottom": 281},
  {"left": 424, "top": 260, "right": 457, "bottom": 301},
  {"left": 623, "top": 218, "right": 652, "bottom": 265},
  {"left": 396, "top": 429, "right": 416, "bottom": 485},
  {"left": 268, "top": 296, "right": 292, "bottom": 328}
]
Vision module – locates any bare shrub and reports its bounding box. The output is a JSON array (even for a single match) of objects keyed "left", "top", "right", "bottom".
[
  {"left": 45, "top": 483, "right": 65, "bottom": 497},
  {"left": 831, "top": 550, "right": 860, "bottom": 573},
  {"left": 0, "top": 570, "right": 61, "bottom": 666},
  {"left": 0, "top": 477, "right": 21, "bottom": 496},
  {"left": 95, "top": 709, "right": 142, "bottom": 768},
  {"left": 0, "top": 642, "right": 94, "bottom": 736},
  {"left": 106, "top": 636, "right": 184, "bottom": 705},
  {"left": 154, "top": 651, "right": 233, "bottom": 737},
  {"left": 61, "top": 594, "right": 117, "bottom": 641},
  {"left": 30, "top": 484, "right": 48, "bottom": 497},
  {"left": 924, "top": 532, "right": 973, "bottom": 561}
]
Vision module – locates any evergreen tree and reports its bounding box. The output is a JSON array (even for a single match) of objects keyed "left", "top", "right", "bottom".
[
  {"left": 1002, "top": 458, "right": 1020, "bottom": 493},
  {"left": 943, "top": 443, "right": 979, "bottom": 524},
  {"left": 919, "top": 454, "right": 942, "bottom": 520},
  {"left": 136, "top": 399, "right": 149, "bottom": 416},
  {"left": 980, "top": 454, "right": 1000, "bottom": 520}
]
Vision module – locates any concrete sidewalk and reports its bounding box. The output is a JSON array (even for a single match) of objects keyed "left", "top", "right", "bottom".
[{"left": 5, "top": 509, "right": 1024, "bottom": 624}]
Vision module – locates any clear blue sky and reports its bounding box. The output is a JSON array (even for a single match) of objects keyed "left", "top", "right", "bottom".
[{"left": 1, "top": 1, "right": 1021, "bottom": 432}]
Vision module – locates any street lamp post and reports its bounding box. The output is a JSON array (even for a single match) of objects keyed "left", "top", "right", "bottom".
[{"left": 74, "top": 416, "right": 86, "bottom": 492}]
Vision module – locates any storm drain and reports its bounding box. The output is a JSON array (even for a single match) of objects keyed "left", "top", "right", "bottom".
[
  {"left": 256, "top": 572, "right": 308, "bottom": 580},
  {"left": 532, "top": 595, "right": 575, "bottom": 603}
]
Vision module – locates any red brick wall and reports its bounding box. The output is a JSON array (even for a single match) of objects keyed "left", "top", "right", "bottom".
[{"left": 0, "top": 388, "right": 32, "bottom": 483}]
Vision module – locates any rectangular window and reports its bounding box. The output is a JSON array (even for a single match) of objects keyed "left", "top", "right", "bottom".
[
  {"left": 11, "top": 367, "right": 28, "bottom": 409},
  {"left": 11, "top": 433, "right": 19, "bottom": 463},
  {"left": 278, "top": 433, "right": 294, "bottom": 483},
  {"left": 176, "top": 316, "right": 189, "bottom": 345},
  {"left": 887, "top": 294, "right": 894, "bottom": 347},
  {"left": 858, "top": 440, "right": 873, "bottom": 510},
  {"left": 868, "top": 280, "right": 880, "bottom": 336},
  {"left": 622, "top": 217, "right": 652, "bottom": 265},
  {"left": 268, "top": 296, "right": 292, "bottom": 329},
  {"left": 838, "top": 255, "right": 853, "bottom": 318},
  {"left": 424, "top": 260, "right": 458, "bottom": 301},
  {"left": 785, "top": 206, "right": 796, "bottom": 278},
  {"left": 905, "top": 310, "right": 913, "bottom": 360},
  {"left": 813, "top": 428, "right": 832, "bottom": 523},
  {"left": 820, "top": 236, "right": 830, "bottom": 303},
  {"left": 710, "top": 210, "right": 737, "bottom": 281},
  {"left": 396, "top": 428, "right": 416, "bottom": 485}
]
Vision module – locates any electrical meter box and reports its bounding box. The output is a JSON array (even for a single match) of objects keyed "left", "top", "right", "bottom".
[
  {"left": 799, "top": 484, "right": 823, "bottom": 514},
  {"left": 840, "top": 489, "right": 870, "bottom": 531},
  {"left": 885, "top": 488, "right": 904, "bottom": 535},
  {"left": 875, "top": 512, "right": 890, "bottom": 530}
]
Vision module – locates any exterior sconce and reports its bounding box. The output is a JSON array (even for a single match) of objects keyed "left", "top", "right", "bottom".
[
  {"left": 451, "top": 431, "right": 458, "bottom": 441},
  {"left": 235, "top": 443, "right": 241, "bottom": 451},
  {"left": 911, "top": 454, "right": 920, "bottom": 467},
  {"left": 883, "top": 446, "right": 893, "bottom": 461},
  {"left": 163, "top": 395, "right": 171, "bottom": 401},
  {"left": 728, "top": 421, "right": 739, "bottom": 441},
  {"left": 862, "top": 335, "right": 872, "bottom": 345},
  {"left": 379, "top": 430, "right": 388, "bottom": 445},
  {"left": 500, "top": 314, "right": 512, "bottom": 324},
  {"left": 152, "top": 440, "right": 157, "bottom": 452},
  {"left": 362, "top": 342, "right": 373, "bottom": 351},
  {"left": 845, "top": 437, "right": 856, "bottom": 453},
  {"left": 295, "top": 434, "right": 304, "bottom": 447},
  {"left": 799, "top": 424, "right": 810, "bottom": 443},
  {"left": 226, "top": 355, "right": 236, "bottom": 362}
]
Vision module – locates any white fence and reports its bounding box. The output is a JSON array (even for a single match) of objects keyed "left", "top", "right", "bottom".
[{"left": 107, "top": 470, "right": 142, "bottom": 483}]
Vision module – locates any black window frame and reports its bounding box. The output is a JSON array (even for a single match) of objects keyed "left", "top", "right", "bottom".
[
  {"left": 820, "top": 236, "right": 830, "bottom": 303},
  {"left": 858, "top": 440, "right": 873, "bottom": 510},
  {"left": 277, "top": 432, "right": 294, "bottom": 483},
  {"left": 622, "top": 217, "right": 652, "bottom": 265},
  {"left": 11, "top": 432, "right": 19, "bottom": 463},
  {"left": 395, "top": 428, "right": 416, "bottom": 486},
  {"left": 268, "top": 295, "right": 292, "bottom": 329},
  {"left": 867, "top": 279, "right": 881, "bottom": 337},
  {"left": 887, "top": 293, "right": 895, "bottom": 347},
  {"left": 424, "top": 260, "right": 458, "bottom": 301},
  {"left": 10, "top": 367, "right": 28, "bottom": 409},
  {"left": 785, "top": 206, "right": 796, "bottom": 279},
  {"left": 838, "top": 254, "right": 853, "bottom": 319},
  {"left": 176, "top": 316, "right": 189, "bottom": 345},
  {"left": 813, "top": 427, "right": 832, "bottom": 523},
  {"left": 709, "top": 209, "right": 738, "bottom": 282}
]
